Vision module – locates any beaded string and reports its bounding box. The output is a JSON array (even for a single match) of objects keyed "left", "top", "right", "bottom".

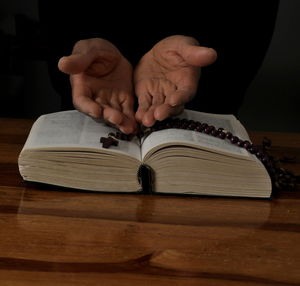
[{"left": 100, "top": 117, "right": 299, "bottom": 191}]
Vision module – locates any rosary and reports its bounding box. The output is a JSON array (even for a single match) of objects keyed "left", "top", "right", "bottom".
[{"left": 100, "top": 117, "right": 299, "bottom": 192}]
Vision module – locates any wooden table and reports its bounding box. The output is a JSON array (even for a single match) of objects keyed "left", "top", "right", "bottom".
[{"left": 0, "top": 118, "right": 299, "bottom": 286}]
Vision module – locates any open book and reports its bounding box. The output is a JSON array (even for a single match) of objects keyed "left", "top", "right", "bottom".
[{"left": 18, "top": 110, "right": 272, "bottom": 198}]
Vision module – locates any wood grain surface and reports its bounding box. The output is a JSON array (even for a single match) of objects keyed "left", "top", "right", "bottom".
[{"left": 0, "top": 118, "right": 299, "bottom": 286}]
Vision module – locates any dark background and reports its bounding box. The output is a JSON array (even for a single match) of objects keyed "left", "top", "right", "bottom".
[{"left": 0, "top": 0, "right": 299, "bottom": 132}]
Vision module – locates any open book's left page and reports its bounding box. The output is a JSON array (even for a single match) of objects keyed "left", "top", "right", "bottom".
[
  {"left": 19, "top": 110, "right": 142, "bottom": 192},
  {"left": 23, "top": 110, "right": 141, "bottom": 161}
]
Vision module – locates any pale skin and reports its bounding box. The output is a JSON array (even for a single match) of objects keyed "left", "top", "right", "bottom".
[{"left": 58, "top": 35, "right": 217, "bottom": 133}]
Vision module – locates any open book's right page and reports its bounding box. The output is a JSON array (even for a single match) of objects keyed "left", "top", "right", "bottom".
[{"left": 141, "top": 109, "right": 251, "bottom": 160}]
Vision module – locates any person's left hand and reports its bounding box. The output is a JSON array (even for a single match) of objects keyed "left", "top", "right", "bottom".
[
  {"left": 134, "top": 35, "right": 217, "bottom": 127},
  {"left": 58, "top": 38, "right": 137, "bottom": 134}
]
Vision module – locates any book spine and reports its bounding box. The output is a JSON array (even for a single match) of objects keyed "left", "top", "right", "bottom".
[{"left": 137, "top": 164, "right": 154, "bottom": 194}]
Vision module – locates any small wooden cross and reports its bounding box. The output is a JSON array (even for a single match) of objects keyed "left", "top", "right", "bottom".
[{"left": 100, "top": 136, "right": 119, "bottom": 148}]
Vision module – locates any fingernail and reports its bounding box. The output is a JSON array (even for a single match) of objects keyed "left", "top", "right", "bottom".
[
  {"left": 88, "top": 112, "right": 97, "bottom": 118},
  {"left": 168, "top": 100, "right": 177, "bottom": 107},
  {"left": 119, "top": 127, "right": 127, "bottom": 134},
  {"left": 208, "top": 48, "right": 217, "bottom": 59}
]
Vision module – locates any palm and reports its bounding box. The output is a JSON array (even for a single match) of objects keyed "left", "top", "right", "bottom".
[
  {"left": 74, "top": 54, "right": 133, "bottom": 113},
  {"left": 134, "top": 35, "right": 217, "bottom": 127},
  {"left": 59, "top": 38, "right": 137, "bottom": 134}
]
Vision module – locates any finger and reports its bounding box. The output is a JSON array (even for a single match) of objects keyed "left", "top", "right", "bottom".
[
  {"left": 102, "top": 106, "right": 124, "bottom": 126},
  {"left": 72, "top": 81, "right": 103, "bottom": 118},
  {"left": 118, "top": 116, "right": 138, "bottom": 134},
  {"left": 135, "top": 92, "right": 152, "bottom": 123},
  {"left": 120, "top": 93, "right": 136, "bottom": 121},
  {"left": 165, "top": 88, "right": 195, "bottom": 107},
  {"left": 154, "top": 104, "right": 185, "bottom": 121},
  {"left": 135, "top": 108, "right": 146, "bottom": 124},
  {"left": 103, "top": 106, "right": 136, "bottom": 134},
  {"left": 58, "top": 53, "right": 95, "bottom": 75},
  {"left": 135, "top": 82, "right": 152, "bottom": 109},
  {"left": 151, "top": 92, "right": 166, "bottom": 105},
  {"left": 120, "top": 94, "right": 138, "bottom": 134},
  {"left": 142, "top": 106, "right": 157, "bottom": 127},
  {"left": 182, "top": 45, "right": 217, "bottom": 67},
  {"left": 109, "top": 92, "right": 122, "bottom": 112}
]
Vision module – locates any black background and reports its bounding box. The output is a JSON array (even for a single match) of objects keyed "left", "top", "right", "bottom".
[{"left": 0, "top": 0, "right": 299, "bottom": 132}]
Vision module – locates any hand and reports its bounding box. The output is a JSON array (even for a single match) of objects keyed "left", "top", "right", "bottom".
[
  {"left": 58, "top": 38, "right": 137, "bottom": 134},
  {"left": 134, "top": 35, "right": 217, "bottom": 127}
]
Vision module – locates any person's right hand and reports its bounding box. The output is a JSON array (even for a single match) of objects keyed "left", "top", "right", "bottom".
[
  {"left": 134, "top": 35, "right": 217, "bottom": 127},
  {"left": 58, "top": 38, "right": 137, "bottom": 134}
]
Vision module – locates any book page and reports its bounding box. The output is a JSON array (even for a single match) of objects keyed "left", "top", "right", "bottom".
[
  {"left": 141, "top": 109, "right": 250, "bottom": 159},
  {"left": 23, "top": 110, "right": 141, "bottom": 160}
]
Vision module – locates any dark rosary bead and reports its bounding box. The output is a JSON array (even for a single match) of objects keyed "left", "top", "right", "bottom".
[
  {"left": 204, "top": 127, "right": 210, "bottom": 134},
  {"left": 225, "top": 132, "right": 233, "bottom": 140},
  {"left": 180, "top": 119, "right": 188, "bottom": 125},
  {"left": 218, "top": 131, "right": 226, "bottom": 139},
  {"left": 172, "top": 119, "right": 181, "bottom": 128},
  {"left": 186, "top": 124, "right": 194, "bottom": 130},
  {"left": 115, "top": 132, "right": 123, "bottom": 140},
  {"left": 177, "top": 119, "right": 186, "bottom": 129},
  {"left": 115, "top": 132, "right": 134, "bottom": 141},
  {"left": 230, "top": 136, "right": 239, "bottom": 144},
  {"left": 243, "top": 140, "right": 251, "bottom": 150},
  {"left": 154, "top": 122, "right": 161, "bottom": 128},
  {"left": 249, "top": 145, "right": 259, "bottom": 154},
  {"left": 237, "top": 139, "right": 245, "bottom": 147},
  {"left": 115, "top": 132, "right": 125, "bottom": 140},
  {"left": 204, "top": 125, "right": 215, "bottom": 134},
  {"left": 196, "top": 121, "right": 202, "bottom": 126},
  {"left": 165, "top": 122, "right": 171, "bottom": 128},
  {"left": 262, "top": 137, "right": 272, "bottom": 149},
  {"left": 195, "top": 125, "right": 202, "bottom": 132},
  {"left": 256, "top": 150, "right": 265, "bottom": 159},
  {"left": 159, "top": 124, "right": 166, "bottom": 130},
  {"left": 261, "top": 155, "right": 270, "bottom": 164},
  {"left": 265, "top": 160, "right": 273, "bottom": 169},
  {"left": 196, "top": 124, "right": 205, "bottom": 132},
  {"left": 211, "top": 129, "right": 219, "bottom": 137},
  {"left": 125, "top": 134, "right": 134, "bottom": 141},
  {"left": 187, "top": 120, "right": 197, "bottom": 130},
  {"left": 268, "top": 167, "right": 276, "bottom": 175},
  {"left": 201, "top": 123, "right": 208, "bottom": 130}
]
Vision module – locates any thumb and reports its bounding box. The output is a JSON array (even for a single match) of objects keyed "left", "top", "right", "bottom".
[
  {"left": 182, "top": 45, "right": 217, "bottom": 67},
  {"left": 58, "top": 53, "right": 95, "bottom": 75}
]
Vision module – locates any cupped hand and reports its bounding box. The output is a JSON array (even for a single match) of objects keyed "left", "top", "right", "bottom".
[
  {"left": 58, "top": 38, "right": 137, "bottom": 134},
  {"left": 134, "top": 35, "right": 217, "bottom": 127}
]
